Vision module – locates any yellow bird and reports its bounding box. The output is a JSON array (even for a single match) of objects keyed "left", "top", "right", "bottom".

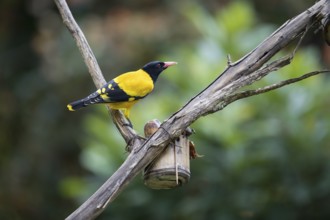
[{"left": 67, "top": 61, "right": 177, "bottom": 121}]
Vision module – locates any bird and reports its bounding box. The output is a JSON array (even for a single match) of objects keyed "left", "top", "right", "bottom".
[{"left": 67, "top": 61, "right": 177, "bottom": 122}]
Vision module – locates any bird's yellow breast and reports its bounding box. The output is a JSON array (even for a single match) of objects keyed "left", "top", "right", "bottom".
[{"left": 114, "top": 69, "right": 154, "bottom": 98}]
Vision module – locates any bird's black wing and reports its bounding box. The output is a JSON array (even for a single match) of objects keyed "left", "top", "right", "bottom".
[{"left": 99, "top": 80, "right": 142, "bottom": 102}]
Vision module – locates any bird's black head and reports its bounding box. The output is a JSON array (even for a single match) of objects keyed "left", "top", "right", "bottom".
[{"left": 142, "top": 61, "right": 177, "bottom": 82}]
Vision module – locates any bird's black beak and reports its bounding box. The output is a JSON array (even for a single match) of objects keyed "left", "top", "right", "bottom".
[{"left": 163, "top": 61, "right": 177, "bottom": 69}]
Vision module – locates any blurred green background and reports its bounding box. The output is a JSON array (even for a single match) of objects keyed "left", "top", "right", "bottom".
[{"left": 1, "top": 0, "right": 330, "bottom": 219}]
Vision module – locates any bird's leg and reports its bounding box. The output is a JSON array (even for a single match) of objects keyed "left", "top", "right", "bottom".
[{"left": 121, "top": 109, "right": 133, "bottom": 128}]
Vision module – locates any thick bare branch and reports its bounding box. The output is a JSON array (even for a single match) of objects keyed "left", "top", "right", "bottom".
[{"left": 54, "top": 0, "right": 330, "bottom": 219}]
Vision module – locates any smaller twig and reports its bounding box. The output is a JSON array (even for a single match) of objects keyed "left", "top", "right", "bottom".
[
  {"left": 226, "top": 70, "right": 329, "bottom": 104},
  {"left": 292, "top": 26, "right": 308, "bottom": 58},
  {"left": 212, "top": 54, "right": 292, "bottom": 94},
  {"left": 291, "top": 16, "right": 319, "bottom": 58},
  {"left": 214, "top": 25, "right": 311, "bottom": 100},
  {"left": 227, "top": 54, "right": 233, "bottom": 66}
]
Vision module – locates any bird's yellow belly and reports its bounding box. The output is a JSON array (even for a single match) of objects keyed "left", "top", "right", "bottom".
[
  {"left": 108, "top": 100, "right": 138, "bottom": 110},
  {"left": 108, "top": 100, "right": 138, "bottom": 118}
]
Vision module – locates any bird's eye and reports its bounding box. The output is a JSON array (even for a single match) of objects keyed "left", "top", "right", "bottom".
[{"left": 156, "top": 64, "right": 161, "bottom": 68}]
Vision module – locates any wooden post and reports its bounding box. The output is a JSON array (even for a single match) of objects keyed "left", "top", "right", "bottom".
[{"left": 143, "top": 120, "right": 191, "bottom": 189}]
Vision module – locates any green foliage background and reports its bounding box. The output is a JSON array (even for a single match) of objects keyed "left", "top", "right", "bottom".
[{"left": 1, "top": 0, "right": 330, "bottom": 219}]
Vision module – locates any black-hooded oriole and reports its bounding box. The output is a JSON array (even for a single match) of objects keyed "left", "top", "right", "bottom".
[{"left": 67, "top": 61, "right": 177, "bottom": 119}]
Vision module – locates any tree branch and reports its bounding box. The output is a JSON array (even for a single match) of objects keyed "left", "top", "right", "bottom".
[
  {"left": 54, "top": 0, "right": 142, "bottom": 146},
  {"left": 54, "top": 0, "right": 330, "bottom": 219},
  {"left": 221, "top": 70, "right": 330, "bottom": 110}
]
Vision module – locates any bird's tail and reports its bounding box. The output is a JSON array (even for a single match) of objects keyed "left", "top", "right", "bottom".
[{"left": 67, "top": 92, "right": 104, "bottom": 111}]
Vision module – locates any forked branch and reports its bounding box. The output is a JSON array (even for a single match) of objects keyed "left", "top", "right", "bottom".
[{"left": 54, "top": 0, "right": 330, "bottom": 219}]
